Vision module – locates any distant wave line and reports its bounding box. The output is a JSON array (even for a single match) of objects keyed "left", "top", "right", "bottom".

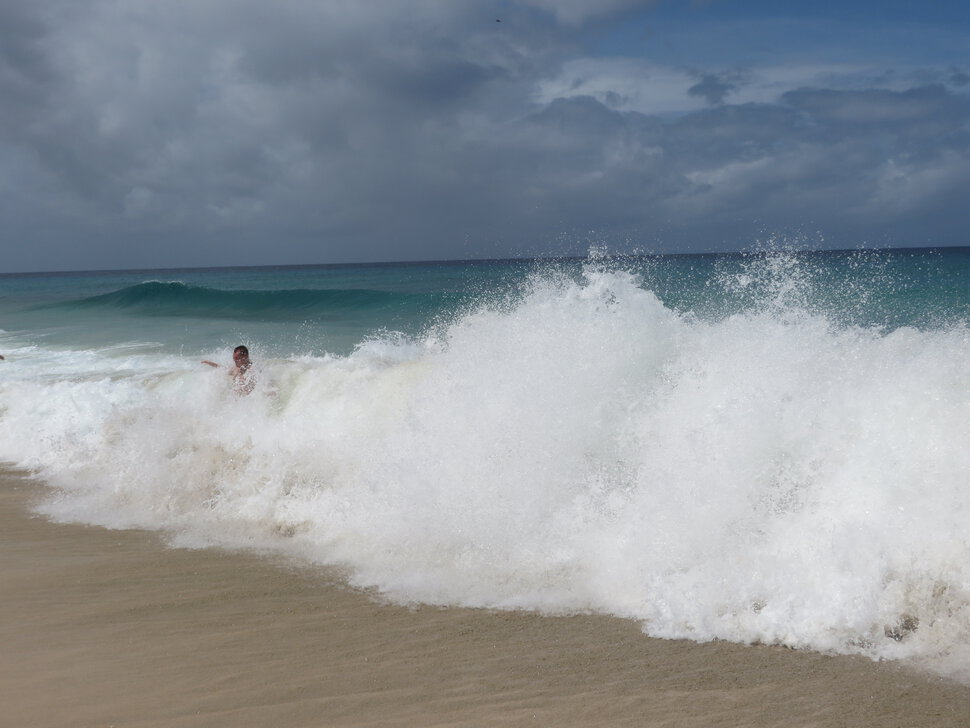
[{"left": 37, "top": 281, "right": 449, "bottom": 321}]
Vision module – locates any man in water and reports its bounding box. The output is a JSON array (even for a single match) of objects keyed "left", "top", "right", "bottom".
[{"left": 202, "top": 345, "right": 256, "bottom": 394}]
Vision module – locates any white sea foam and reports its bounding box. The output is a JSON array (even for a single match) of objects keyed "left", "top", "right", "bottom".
[{"left": 2, "top": 262, "right": 970, "bottom": 679}]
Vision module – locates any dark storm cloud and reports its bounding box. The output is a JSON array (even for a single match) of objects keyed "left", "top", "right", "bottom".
[
  {"left": 0, "top": 0, "right": 968, "bottom": 271},
  {"left": 0, "top": 2, "right": 61, "bottom": 161},
  {"left": 687, "top": 72, "right": 741, "bottom": 105},
  {"left": 0, "top": 2, "right": 53, "bottom": 98}
]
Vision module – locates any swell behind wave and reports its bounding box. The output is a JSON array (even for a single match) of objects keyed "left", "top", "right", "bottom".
[{"left": 45, "top": 281, "right": 444, "bottom": 321}]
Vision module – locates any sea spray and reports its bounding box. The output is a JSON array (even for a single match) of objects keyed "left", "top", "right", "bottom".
[{"left": 1, "top": 251, "right": 969, "bottom": 679}]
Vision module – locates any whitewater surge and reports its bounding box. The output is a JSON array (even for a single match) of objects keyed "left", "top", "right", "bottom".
[{"left": 2, "top": 258, "right": 970, "bottom": 678}]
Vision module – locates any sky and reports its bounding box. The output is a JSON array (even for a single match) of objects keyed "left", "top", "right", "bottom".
[{"left": 1, "top": 0, "right": 969, "bottom": 272}]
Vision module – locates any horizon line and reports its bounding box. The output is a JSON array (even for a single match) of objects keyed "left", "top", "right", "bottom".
[{"left": 2, "top": 243, "right": 967, "bottom": 278}]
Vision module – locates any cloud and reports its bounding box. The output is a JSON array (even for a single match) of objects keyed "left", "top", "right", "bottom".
[
  {"left": 687, "top": 71, "right": 744, "bottom": 105},
  {"left": 0, "top": 0, "right": 968, "bottom": 271},
  {"left": 782, "top": 84, "right": 964, "bottom": 125},
  {"left": 514, "top": 80, "right": 970, "bottom": 247},
  {"left": 518, "top": 0, "right": 652, "bottom": 26}
]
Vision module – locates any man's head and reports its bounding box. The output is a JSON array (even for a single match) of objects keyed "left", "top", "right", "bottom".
[{"left": 232, "top": 345, "right": 250, "bottom": 367}]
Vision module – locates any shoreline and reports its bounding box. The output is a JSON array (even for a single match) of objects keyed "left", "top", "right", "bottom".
[{"left": 4, "top": 470, "right": 970, "bottom": 727}]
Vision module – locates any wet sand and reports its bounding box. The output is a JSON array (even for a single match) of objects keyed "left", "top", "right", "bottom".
[{"left": 3, "top": 470, "right": 970, "bottom": 728}]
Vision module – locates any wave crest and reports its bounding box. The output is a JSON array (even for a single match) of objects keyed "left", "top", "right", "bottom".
[{"left": 52, "top": 280, "right": 440, "bottom": 321}]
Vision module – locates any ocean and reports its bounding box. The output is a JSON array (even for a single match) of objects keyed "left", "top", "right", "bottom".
[{"left": 1, "top": 246, "right": 969, "bottom": 679}]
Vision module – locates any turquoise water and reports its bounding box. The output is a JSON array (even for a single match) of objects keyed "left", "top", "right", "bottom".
[
  {"left": 2, "top": 247, "right": 967, "bottom": 358},
  {"left": 1, "top": 246, "right": 969, "bottom": 679},
  {"left": 0, "top": 259, "right": 535, "bottom": 356}
]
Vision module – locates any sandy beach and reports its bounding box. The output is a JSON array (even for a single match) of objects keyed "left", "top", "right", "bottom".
[{"left": 3, "top": 470, "right": 970, "bottom": 728}]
